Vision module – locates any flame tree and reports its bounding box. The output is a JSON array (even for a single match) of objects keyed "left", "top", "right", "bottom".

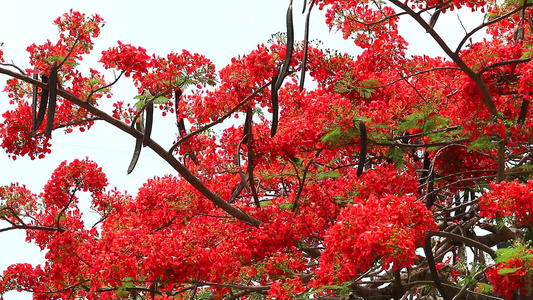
[{"left": 0, "top": 1, "right": 533, "bottom": 299}]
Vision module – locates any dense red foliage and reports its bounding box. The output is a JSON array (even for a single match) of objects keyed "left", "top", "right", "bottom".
[{"left": 0, "top": 1, "right": 533, "bottom": 299}]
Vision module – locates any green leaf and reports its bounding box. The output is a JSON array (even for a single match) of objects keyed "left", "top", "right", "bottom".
[
  {"left": 278, "top": 203, "right": 292, "bottom": 210},
  {"left": 321, "top": 285, "right": 346, "bottom": 290},
  {"left": 316, "top": 170, "right": 341, "bottom": 180},
  {"left": 88, "top": 77, "right": 101, "bottom": 86},
  {"left": 397, "top": 112, "right": 425, "bottom": 132},
  {"left": 369, "top": 124, "right": 389, "bottom": 129},
  {"left": 359, "top": 79, "right": 381, "bottom": 87},
  {"left": 321, "top": 127, "right": 357, "bottom": 146},
  {"left": 387, "top": 147, "right": 406, "bottom": 169},
  {"left": 467, "top": 136, "right": 496, "bottom": 152},
  {"left": 476, "top": 282, "right": 493, "bottom": 293},
  {"left": 497, "top": 267, "right": 522, "bottom": 275},
  {"left": 154, "top": 96, "right": 169, "bottom": 104}
]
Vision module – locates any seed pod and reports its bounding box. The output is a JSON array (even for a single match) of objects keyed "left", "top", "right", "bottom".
[
  {"left": 356, "top": 120, "right": 367, "bottom": 177},
  {"left": 299, "top": 0, "right": 315, "bottom": 91},
  {"left": 426, "top": 170, "right": 435, "bottom": 209},
  {"left": 517, "top": 98, "right": 529, "bottom": 126},
  {"left": 31, "top": 72, "right": 38, "bottom": 126},
  {"left": 127, "top": 111, "right": 145, "bottom": 174},
  {"left": 31, "top": 75, "right": 49, "bottom": 131},
  {"left": 45, "top": 66, "right": 58, "bottom": 137},
  {"left": 274, "top": 1, "right": 294, "bottom": 92},
  {"left": 142, "top": 101, "right": 154, "bottom": 147},
  {"left": 271, "top": 73, "right": 280, "bottom": 137}
]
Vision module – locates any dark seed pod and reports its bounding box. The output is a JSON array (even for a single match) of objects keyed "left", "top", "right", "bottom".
[
  {"left": 518, "top": 98, "right": 529, "bottom": 126},
  {"left": 299, "top": 0, "right": 315, "bottom": 91},
  {"left": 32, "top": 75, "right": 49, "bottom": 131},
  {"left": 274, "top": 1, "right": 294, "bottom": 92},
  {"left": 271, "top": 73, "right": 280, "bottom": 137},
  {"left": 356, "top": 120, "right": 367, "bottom": 177},
  {"left": 127, "top": 111, "right": 145, "bottom": 174},
  {"left": 31, "top": 72, "right": 38, "bottom": 126},
  {"left": 142, "top": 101, "right": 154, "bottom": 147},
  {"left": 44, "top": 66, "right": 58, "bottom": 137}
]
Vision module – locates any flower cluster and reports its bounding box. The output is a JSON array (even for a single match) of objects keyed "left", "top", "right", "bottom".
[
  {"left": 479, "top": 179, "right": 533, "bottom": 226},
  {"left": 315, "top": 193, "right": 435, "bottom": 284},
  {"left": 486, "top": 249, "right": 533, "bottom": 300}
]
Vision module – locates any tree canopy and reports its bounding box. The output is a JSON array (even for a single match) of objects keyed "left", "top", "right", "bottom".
[{"left": 0, "top": 0, "right": 533, "bottom": 299}]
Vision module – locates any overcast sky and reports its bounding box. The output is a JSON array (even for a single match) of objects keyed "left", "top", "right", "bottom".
[{"left": 0, "top": 1, "right": 486, "bottom": 298}]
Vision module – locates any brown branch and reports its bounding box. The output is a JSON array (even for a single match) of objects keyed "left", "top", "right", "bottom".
[
  {"left": 431, "top": 230, "right": 496, "bottom": 258},
  {"left": 0, "top": 66, "right": 262, "bottom": 228},
  {"left": 456, "top": 3, "right": 533, "bottom": 53},
  {"left": 477, "top": 58, "right": 532, "bottom": 76},
  {"left": 389, "top": 0, "right": 498, "bottom": 116}
]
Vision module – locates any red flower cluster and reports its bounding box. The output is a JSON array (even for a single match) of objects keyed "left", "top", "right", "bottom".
[
  {"left": 486, "top": 249, "right": 533, "bottom": 300},
  {"left": 267, "top": 277, "right": 306, "bottom": 300},
  {"left": 315, "top": 193, "right": 435, "bottom": 284},
  {"left": 479, "top": 180, "right": 533, "bottom": 226}
]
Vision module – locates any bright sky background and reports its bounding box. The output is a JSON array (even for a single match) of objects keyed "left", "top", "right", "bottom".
[{"left": 0, "top": 1, "right": 486, "bottom": 298}]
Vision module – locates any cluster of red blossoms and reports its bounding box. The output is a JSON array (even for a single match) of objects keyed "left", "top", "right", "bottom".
[
  {"left": 479, "top": 180, "right": 533, "bottom": 226},
  {"left": 485, "top": 249, "right": 533, "bottom": 300}
]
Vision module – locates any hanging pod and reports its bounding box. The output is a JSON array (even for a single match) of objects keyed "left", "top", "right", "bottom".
[
  {"left": 271, "top": 0, "right": 294, "bottom": 137},
  {"left": 356, "top": 120, "right": 367, "bottom": 177},
  {"left": 299, "top": 0, "right": 315, "bottom": 91},
  {"left": 44, "top": 65, "right": 58, "bottom": 137},
  {"left": 142, "top": 101, "right": 154, "bottom": 147},
  {"left": 127, "top": 110, "right": 145, "bottom": 174},
  {"left": 31, "top": 75, "right": 49, "bottom": 132}
]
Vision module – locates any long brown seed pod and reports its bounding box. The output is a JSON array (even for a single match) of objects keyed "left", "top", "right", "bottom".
[
  {"left": 271, "top": 73, "right": 280, "bottom": 137},
  {"left": 44, "top": 66, "right": 58, "bottom": 137},
  {"left": 127, "top": 110, "right": 145, "bottom": 174},
  {"left": 245, "top": 107, "right": 260, "bottom": 207},
  {"left": 274, "top": 0, "right": 294, "bottom": 92},
  {"left": 299, "top": 0, "right": 315, "bottom": 91},
  {"left": 142, "top": 101, "right": 154, "bottom": 147},
  {"left": 31, "top": 75, "right": 48, "bottom": 131},
  {"left": 517, "top": 98, "right": 529, "bottom": 126},
  {"left": 356, "top": 120, "right": 367, "bottom": 177},
  {"left": 31, "top": 72, "right": 38, "bottom": 126}
]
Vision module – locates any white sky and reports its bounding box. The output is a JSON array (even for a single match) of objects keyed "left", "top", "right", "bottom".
[{"left": 0, "top": 1, "right": 486, "bottom": 298}]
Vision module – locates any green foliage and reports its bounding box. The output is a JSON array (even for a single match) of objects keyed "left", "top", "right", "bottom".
[
  {"left": 497, "top": 267, "right": 522, "bottom": 275},
  {"left": 494, "top": 242, "right": 533, "bottom": 264},
  {"left": 299, "top": 281, "right": 352, "bottom": 299},
  {"left": 476, "top": 282, "right": 494, "bottom": 293},
  {"left": 133, "top": 94, "right": 170, "bottom": 111},
  {"left": 397, "top": 109, "right": 450, "bottom": 134},
  {"left": 335, "top": 78, "right": 380, "bottom": 99},
  {"left": 116, "top": 276, "right": 136, "bottom": 298},
  {"left": 321, "top": 126, "right": 358, "bottom": 147},
  {"left": 387, "top": 146, "right": 406, "bottom": 169},
  {"left": 467, "top": 136, "right": 497, "bottom": 152},
  {"left": 316, "top": 170, "right": 341, "bottom": 180}
]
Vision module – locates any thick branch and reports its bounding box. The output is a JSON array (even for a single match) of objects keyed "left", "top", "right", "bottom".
[{"left": 0, "top": 66, "right": 262, "bottom": 228}]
